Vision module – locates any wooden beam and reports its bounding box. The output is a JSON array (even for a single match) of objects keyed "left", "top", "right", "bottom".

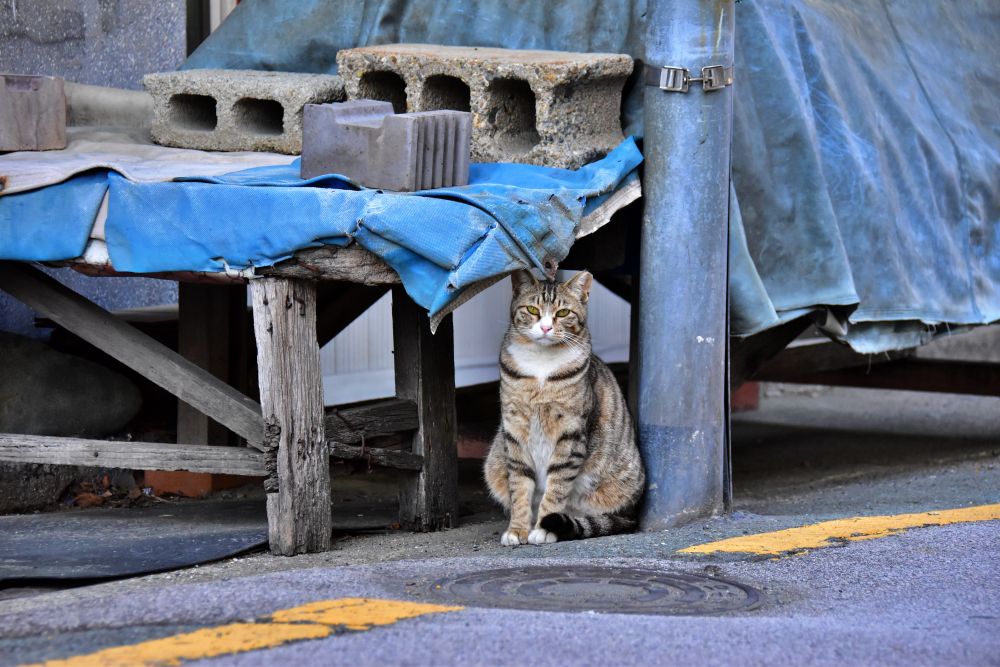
[
  {"left": 0, "top": 433, "right": 265, "bottom": 475},
  {"left": 392, "top": 286, "right": 458, "bottom": 531},
  {"left": 251, "top": 277, "right": 331, "bottom": 555},
  {"left": 594, "top": 273, "right": 633, "bottom": 303},
  {"left": 0, "top": 432, "right": 427, "bottom": 474},
  {"left": 771, "top": 358, "right": 1000, "bottom": 397},
  {"left": 177, "top": 283, "right": 248, "bottom": 446},
  {"left": 0, "top": 263, "right": 264, "bottom": 448},
  {"left": 730, "top": 316, "right": 812, "bottom": 387},
  {"left": 325, "top": 398, "right": 418, "bottom": 445},
  {"left": 328, "top": 442, "right": 424, "bottom": 471},
  {"left": 260, "top": 246, "right": 400, "bottom": 285},
  {"left": 315, "top": 283, "right": 389, "bottom": 346},
  {"left": 755, "top": 337, "right": 913, "bottom": 381}
]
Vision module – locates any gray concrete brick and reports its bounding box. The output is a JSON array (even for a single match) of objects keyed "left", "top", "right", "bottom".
[
  {"left": 337, "top": 44, "right": 633, "bottom": 169},
  {"left": 0, "top": 74, "right": 66, "bottom": 151},
  {"left": 144, "top": 69, "right": 345, "bottom": 154},
  {"left": 300, "top": 100, "right": 471, "bottom": 191}
]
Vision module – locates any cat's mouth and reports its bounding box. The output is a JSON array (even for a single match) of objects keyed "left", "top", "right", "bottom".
[{"left": 530, "top": 333, "right": 562, "bottom": 347}]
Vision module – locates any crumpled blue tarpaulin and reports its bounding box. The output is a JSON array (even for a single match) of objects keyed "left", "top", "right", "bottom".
[
  {"left": 1, "top": 138, "right": 638, "bottom": 324},
  {"left": 186, "top": 0, "right": 1000, "bottom": 352}
]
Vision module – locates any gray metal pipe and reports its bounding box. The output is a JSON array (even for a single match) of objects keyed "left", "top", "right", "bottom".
[
  {"left": 637, "top": 0, "right": 734, "bottom": 530},
  {"left": 64, "top": 82, "right": 152, "bottom": 129}
]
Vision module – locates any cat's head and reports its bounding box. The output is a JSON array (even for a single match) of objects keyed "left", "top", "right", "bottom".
[{"left": 508, "top": 269, "right": 593, "bottom": 347}]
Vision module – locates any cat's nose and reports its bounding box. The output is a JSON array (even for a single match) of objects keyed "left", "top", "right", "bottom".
[{"left": 540, "top": 324, "right": 553, "bottom": 334}]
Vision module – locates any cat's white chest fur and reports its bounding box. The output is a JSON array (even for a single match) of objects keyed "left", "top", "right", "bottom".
[
  {"left": 527, "top": 415, "right": 552, "bottom": 511},
  {"left": 506, "top": 341, "right": 583, "bottom": 385}
]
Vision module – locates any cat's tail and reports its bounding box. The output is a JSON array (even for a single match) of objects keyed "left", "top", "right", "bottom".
[{"left": 540, "top": 512, "right": 637, "bottom": 540}]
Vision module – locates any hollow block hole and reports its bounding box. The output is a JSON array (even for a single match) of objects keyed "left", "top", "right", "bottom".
[
  {"left": 484, "top": 78, "right": 540, "bottom": 155},
  {"left": 420, "top": 75, "right": 471, "bottom": 112},
  {"left": 233, "top": 97, "right": 285, "bottom": 136},
  {"left": 169, "top": 93, "right": 217, "bottom": 132},
  {"left": 358, "top": 71, "right": 408, "bottom": 114}
]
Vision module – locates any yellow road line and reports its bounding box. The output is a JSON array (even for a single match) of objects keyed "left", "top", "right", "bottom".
[
  {"left": 679, "top": 503, "right": 1000, "bottom": 556},
  {"left": 24, "top": 598, "right": 463, "bottom": 667}
]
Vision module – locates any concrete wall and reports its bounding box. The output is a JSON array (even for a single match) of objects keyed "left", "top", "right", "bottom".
[
  {"left": 0, "top": 0, "right": 185, "bottom": 90},
  {"left": 0, "top": 0, "right": 186, "bottom": 336}
]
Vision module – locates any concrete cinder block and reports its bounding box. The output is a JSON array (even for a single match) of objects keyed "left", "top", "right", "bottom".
[
  {"left": 336, "top": 44, "right": 633, "bottom": 169},
  {"left": 143, "top": 69, "right": 345, "bottom": 154},
  {"left": 0, "top": 74, "right": 67, "bottom": 151},
  {"left": 300, "top": 100, "right": 471, "bottom": 191}
]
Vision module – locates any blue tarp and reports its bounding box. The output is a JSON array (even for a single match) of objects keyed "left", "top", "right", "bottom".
[
  {"left": 0, "top": 140, "right": 642, "bottom": 324},
  {"left": 182, "top": 0, "right": 1000, "bottom": 352}
]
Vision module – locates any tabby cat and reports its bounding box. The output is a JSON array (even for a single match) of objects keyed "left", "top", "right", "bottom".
[{"left": 484, "top": 269, "right": 645, "bottom": 545}]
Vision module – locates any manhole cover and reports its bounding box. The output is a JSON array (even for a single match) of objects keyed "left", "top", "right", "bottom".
[{"left": 427, "top": 566, "right": 761, "bottom": 615}]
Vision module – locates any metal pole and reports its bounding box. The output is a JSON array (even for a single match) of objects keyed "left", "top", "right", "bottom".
[{"left": 637, "top": 0, "right": 735, "bottom": 530}]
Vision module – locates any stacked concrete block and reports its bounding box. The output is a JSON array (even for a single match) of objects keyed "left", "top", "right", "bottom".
[
  {"left": 336, "top": 44, "right": 633, "bottom": 169},
  {"left": 143, "top": 69, "right": 344, "bottom": 154},
  {"left": 0, "top": 74, "right": 67, "bottom": 152},
  {"left": 301, "top": 100, "right": 471, "bottom": 191}
]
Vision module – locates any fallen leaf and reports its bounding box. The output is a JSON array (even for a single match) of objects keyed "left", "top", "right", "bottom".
[{"left": 74, "top": 492, "right": 105, "bottom": 508}]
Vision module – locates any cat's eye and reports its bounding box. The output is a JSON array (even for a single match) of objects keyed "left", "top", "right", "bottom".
[
  {"left": 526, "top": 306, "right": 540, "bottom": 315},
  {"left": 555, "top": 308, "right": 570, "bottom": 317}
]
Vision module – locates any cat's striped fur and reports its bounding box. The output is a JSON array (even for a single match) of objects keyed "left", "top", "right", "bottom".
[{"left": 484, "top": 269, "right": 645, "bottom": 545}]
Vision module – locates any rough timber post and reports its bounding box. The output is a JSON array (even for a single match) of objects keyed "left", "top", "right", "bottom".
[
  {"left": 637, "top": 0, "right": 734, "bottom": 529},
  {"left": 250, "top": 277, "right": 331, "bottom": 554},
  {"left": 391, "top": 287, "right": 458, "bottom": 531}
]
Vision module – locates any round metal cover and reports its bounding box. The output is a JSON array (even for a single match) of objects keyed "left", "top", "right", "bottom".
[{"left": 428, "top": 566, "right": 762, "bottom": 615}]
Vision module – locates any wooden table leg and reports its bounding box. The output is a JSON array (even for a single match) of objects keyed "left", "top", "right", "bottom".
[
  {"left": 250, "top": 277, "right": 331, "bottom": 554},
  {"left": 176, "top": 283, "right": 249, "bottom": 446},
  {"left": 391, "top": 287, "right": 458, "bottom": 531}
]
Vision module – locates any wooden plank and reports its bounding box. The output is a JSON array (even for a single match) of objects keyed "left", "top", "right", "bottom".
[
  {"left": 730, "top": 316, "right": 812, "bottom": 387},
  {"left": 0, "top": 434, "right": 266, "bottom": 475},
  {"left": 626, "top": 271, "right": 640, "bottom": 414},
  {"left": 177, "top": 283, "right": 246, "bottom": 446},
  {"left": 755, "top": 337, "right": 913, "bottom": 381},
  {"left": 328, "top": 442, "right": 424, "bottom": 471},
  {"left": 325, "top": 398, "right": 418, "bottom": 445},
  {"left": 594, "top": 272, "right": 633, "bottom": 303},
  {"left": 0, "top": 263, "right": 264, "bottom": 448},
  {"left": 316, "top": 283, "right": 389, "bottom": 346},
  {"left": 775, "top": 358, "right": 1000, "bottom": 397},
  {"left": 251, "top": 277, "right": 331, "bottom": 554},
  {"left": 260, "top": 246, "right": 400, "bottom": 285},
  {"left": 392, "top": 286, "right": 458, "bottom": 531}
]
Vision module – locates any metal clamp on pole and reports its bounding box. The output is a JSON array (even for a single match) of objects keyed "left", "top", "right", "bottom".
[{"left": 643, "top": 64, "right": 734, "bottom": 92}]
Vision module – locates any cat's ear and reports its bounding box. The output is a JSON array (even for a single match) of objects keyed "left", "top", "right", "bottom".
[
  {"left": 563, "top": 270, "right": 593, "bottom": 303},
  {"left": 511, "top": 269, "right": 538, "bottom": 295}
]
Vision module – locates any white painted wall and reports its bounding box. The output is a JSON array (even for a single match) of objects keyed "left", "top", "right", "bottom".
[
  {"left": 321, "top": 278, "right": 631, "bottom": 406},
  {"left": 209, "top": 0, "right": 239, "bottom": 31}
]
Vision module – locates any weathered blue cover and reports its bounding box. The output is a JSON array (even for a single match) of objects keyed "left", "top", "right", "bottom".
[
  {"left": 106, "top": 141, "right": 641, "bottom": 318},
  {"left": 0, "top": 141, "right": 641, "bottom": 326},
  {"left": 185, "top": 0, "right": 1000, "bottom": 351}
]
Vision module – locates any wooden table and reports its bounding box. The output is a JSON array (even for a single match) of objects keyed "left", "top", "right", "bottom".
[{"left": 0, "top": 245, "right": 457, "bottom": 555}]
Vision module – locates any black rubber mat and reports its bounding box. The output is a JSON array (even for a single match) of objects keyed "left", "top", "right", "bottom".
[{"left": 0, "top": 499, "right": 267, "bottom": 584}]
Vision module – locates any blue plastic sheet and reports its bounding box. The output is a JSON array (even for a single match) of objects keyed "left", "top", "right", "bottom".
[
  {"left": 185, "top": 0, "right": 1000, "bottom": 351},
  {"left": 102, "top": 138, "right": 641, "bottom": 319},
  {"left": 0, "top": 170, "right": 108, "bottom": 262}
]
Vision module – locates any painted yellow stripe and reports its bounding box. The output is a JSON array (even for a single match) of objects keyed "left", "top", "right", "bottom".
[
  {"left": 24, "top": 598, "right": 462, "bottom": 667},
  {"left": 679, "top": 503, "right": 1000, "bottom": 556}
]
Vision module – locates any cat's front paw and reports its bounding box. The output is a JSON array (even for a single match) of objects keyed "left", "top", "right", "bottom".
[
  {"left": 500, "top": 528, "right": 529, "bottom": 546},
  {"left": 528, "top": 527, "right": 558, "bottom": 545}
]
